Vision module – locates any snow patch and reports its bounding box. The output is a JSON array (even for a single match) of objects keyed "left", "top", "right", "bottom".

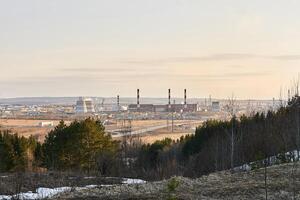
[
  {"left": 122, "top": 178, "right": 146, "bottom": 184},
  {"left": 0, "top": 178, "right": 146, "bottom": 199},
  {"left": 83, "top": 176, "right": 96, "bottom": 179},
  {"left": 0, "top": 187, "right": 71, "bottom": 200},
  {"left": 234, "top": 149, "right": 300, "bottom": 172},
  {"left": 85, "top": 185, "right": 98, "bottom": 188}
]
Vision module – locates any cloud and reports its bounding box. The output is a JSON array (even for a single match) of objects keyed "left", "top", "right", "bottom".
[
  {"left": 121, "top": 54, "right": 257, "bottom": 65},
  {"left": 60, "top": 67, "right": 136, "bottom": 73},
  {"left": 170, "top": 71, "right": 270, "bottom": 81},
  {"left": 271, "top": 55, "right": 300, "bottom": 60},
  {"left": 121, "top": 53, "right": 300, "bottom": 65},
  {"left": 7, "top": 70, "right": 269, "bottom": 83},
  {"left": 59, "top": 66, "right": 171, "bottom": 75}
]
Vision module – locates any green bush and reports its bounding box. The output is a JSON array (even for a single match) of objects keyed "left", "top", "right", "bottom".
[{"left": 167, "top": 177, "right": 180, "bottom": 192}]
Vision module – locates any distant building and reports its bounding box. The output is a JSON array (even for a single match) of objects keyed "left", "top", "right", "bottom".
[
  {"left": 212, "top": 101, "right": 220, "bottom": 112},
  {"left": 128, "top": 104, "right": 155, "bottom": 112},
  {"left": 128, "top": 103, "right": 198, "bottom": 113},
  {"left": 76, "top": 97, "right": 95, "bottom": 113},
  {"left": 39, "top": 121, "right": 54, "bottom": 127},
  {"left": 128, "top": 88, "right": 198, "bottom": 113}
]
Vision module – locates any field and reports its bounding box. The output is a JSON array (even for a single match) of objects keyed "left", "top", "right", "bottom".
[
  {"left": 0, "top": 119, "right": 201, "bottom": 143},
  {"left": 137, "top": 130, "right": 192, "bottom": 144},
  {"left": 0, "top": 119, "right": 70, "bottom": 141}
]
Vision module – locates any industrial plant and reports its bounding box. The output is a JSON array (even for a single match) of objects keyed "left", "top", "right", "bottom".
[
  {"left": 75, "top": 97, "right": 95, "bottom": 114},
  {"left": 128, "top": 89, "right": 198, "bottom": 113}
]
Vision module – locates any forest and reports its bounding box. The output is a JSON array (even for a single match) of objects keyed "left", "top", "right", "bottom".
[{"left": 0, "top": 96, "right": 299, "bottom": 181}]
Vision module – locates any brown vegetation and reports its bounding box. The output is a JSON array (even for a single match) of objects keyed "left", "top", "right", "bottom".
[{"left": 53, "top": 163, "right": 300, "bottom": 200}]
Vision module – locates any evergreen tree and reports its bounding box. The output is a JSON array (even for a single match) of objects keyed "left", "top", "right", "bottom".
[
  {"left": 43, "top": 118, "right": 118, "bottom": 173},
  {"left": 0, "top": 131, "right": 40, "bottom": 172}
]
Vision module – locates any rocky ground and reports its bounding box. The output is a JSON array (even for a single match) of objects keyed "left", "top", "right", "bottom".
[{"left": 53, "top": 162, "right": 300, "bottom": 200}]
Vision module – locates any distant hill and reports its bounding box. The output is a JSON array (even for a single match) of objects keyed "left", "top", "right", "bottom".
[{"left": 0, "top": 97, "right": 78, "bottom": 105}]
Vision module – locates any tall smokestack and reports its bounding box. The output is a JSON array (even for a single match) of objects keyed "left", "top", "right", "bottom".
[
  {"left": 184, "top": 89, "right": 187, "bottom": 104},
  {"left": 117, "top": 95, "right": 120, "bottom": 112},
  {"left": 137, "top": 89, "right": 140, "bottom": 108},
  {"left": 184, "top": 89, "right": 187, "bottom": 109},
  {"left": 168, "top": 89, "right": 171, "bottom": 106}
]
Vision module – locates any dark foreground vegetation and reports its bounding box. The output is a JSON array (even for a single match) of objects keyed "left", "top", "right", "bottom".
[
  {"left": 0, "top": 172, "right": 121, "bottom": 195},
  {"left": 0, "top": 96, "right": 300, "bottom": 185},
  {"left": 133, "top": 95, "right": 300, "bottom": 179},
  {"left": 52, "top": 162, "right": 300, "bottom": 200}
]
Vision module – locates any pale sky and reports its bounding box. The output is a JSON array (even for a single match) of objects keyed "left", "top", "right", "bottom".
[{"left": 0, "top": 0, "right": 300, "bottom": 99}]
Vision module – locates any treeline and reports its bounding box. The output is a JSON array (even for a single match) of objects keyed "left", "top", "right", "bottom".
[
  {"left": 181, "top": 96, "right": 300, "bottom": 176},
  {"left": 129, "top": 96, "right": 300, "bottom": 179},
  {"left": 0, "top": 119, "right": 120, "bottom": 174},
  {"left": 0, "top": 96, "right": 299, "bottom": 181},
  {"left": 0, "top": 131, "right": 42, "bottom": 172}
]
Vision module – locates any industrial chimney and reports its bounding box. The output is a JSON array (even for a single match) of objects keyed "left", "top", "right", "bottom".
[
  {"left": 184, "top": 89, "right": 187, "bottom": 109},
  {"left": 137, "top": 89, "right": 140, "bottom": 108},
  {"left": 117, "top": 95, "right": 120, "bottom": 111},
  {"left": 168, "top": 89, "right": 171, "bottom": 109}
]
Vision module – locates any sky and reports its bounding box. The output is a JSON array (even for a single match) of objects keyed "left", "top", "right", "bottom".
[{"left": 0, "top": 0, "right": 300, "bottom": 99}]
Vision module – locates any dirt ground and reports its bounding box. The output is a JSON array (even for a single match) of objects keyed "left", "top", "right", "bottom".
[
  {"left": 0, "top": 119, "right": 71, "bottom": 142},
  {"left": 105, "top": 120, "right": 199, "bottom": 131},
  {"left": 0, "top": 119, "right": 200, "bottom": 143},
  {"left": 132, "top": 126, "right": 194, "bottom": 144},
  {"left": 0, "top": 119, "right": 69, "bottom": 127}
]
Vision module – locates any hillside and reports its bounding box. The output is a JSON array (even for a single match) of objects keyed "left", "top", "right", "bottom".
[{"left": 52, "top": 162, "right": 300, "bottom": 200}]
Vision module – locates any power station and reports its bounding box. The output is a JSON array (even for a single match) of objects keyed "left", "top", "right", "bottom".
[
  {"left": 128, "top": 89, "right": 198, "bottom": 112},
  {"left": 75, "top": 97, "right": 95, "bottom": 113}
]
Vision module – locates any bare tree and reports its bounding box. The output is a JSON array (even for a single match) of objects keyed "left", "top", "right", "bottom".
[
  {"left": 226, "top": 93, "right": 236, "bottom": 170},
  {"left": 264, "top": 159, "right": 268, "bottom": 200}
]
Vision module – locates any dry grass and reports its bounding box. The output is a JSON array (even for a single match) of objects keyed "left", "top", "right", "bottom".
[
  {"left": 0, "top": 119, "right": 201, "bottom": 143},
  {"left": 0, "top": 119, "right": 71, "bottom": 142},
  {"left": 139, "top": 132, "right": 192, "bottom": 144},
  {"left": 0, "top": 119, "right": 67, "bottom": 127},
  {"left": 130, "top": 120, "right": 200, "bottom": 144}
]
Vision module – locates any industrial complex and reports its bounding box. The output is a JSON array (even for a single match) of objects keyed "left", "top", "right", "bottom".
[
  {"left": 128, "top": 89, "right": 198, "bottom": 113},
  {"left": 0, "top": 90, "right": 280, "bottom": 142},
  {"left": 75, "top": 97, "right": 95, "bottom": 114},
  {"left": 74, "top": 89, "right": 198, "bottom": 114}
]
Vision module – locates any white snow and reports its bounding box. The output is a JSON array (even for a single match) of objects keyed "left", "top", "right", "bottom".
[
  {"left": 122, "top": 178, "right": 146, "bottom": 184},
  {"left": 0, "top": 196, "right": 10, "bottom": 200},
  {"left": 85, "top": 185, "right": 98, "bottom": 188},
  {"left": 83, "top": 176, "right": 96, "bottom": 179},
  {"left": 0, "top": 187, "right": 71, "bottom": 200},
  {"left": 234, "top": 164, "right": 252, "bottom": 172},
  {"left": 234, "top": 149, "right": 300, "bottom": 172},
  {"left": 0, "top": 178, "right": 146, "bottom": 200}
]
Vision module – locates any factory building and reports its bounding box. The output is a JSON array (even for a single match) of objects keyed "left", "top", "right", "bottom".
[
  {"left": 212, "top": 101, "right": 220, "bottom": 112},
  {"left": 128, "top": 89, "right": 198, "bottom": 113},
  {"left": 167, "top": 103, "right": 198, "bottom": 113},
  {"left": 75, "top": 97, "right": 95, "bottom": 113},
  {"left": 128, "top": 104, "right": 155, "bottom": 112}
]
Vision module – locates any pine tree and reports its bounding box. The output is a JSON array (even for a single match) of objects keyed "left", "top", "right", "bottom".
[{"left": 43, "top": 118, "right": 118, "bottom": 173}]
